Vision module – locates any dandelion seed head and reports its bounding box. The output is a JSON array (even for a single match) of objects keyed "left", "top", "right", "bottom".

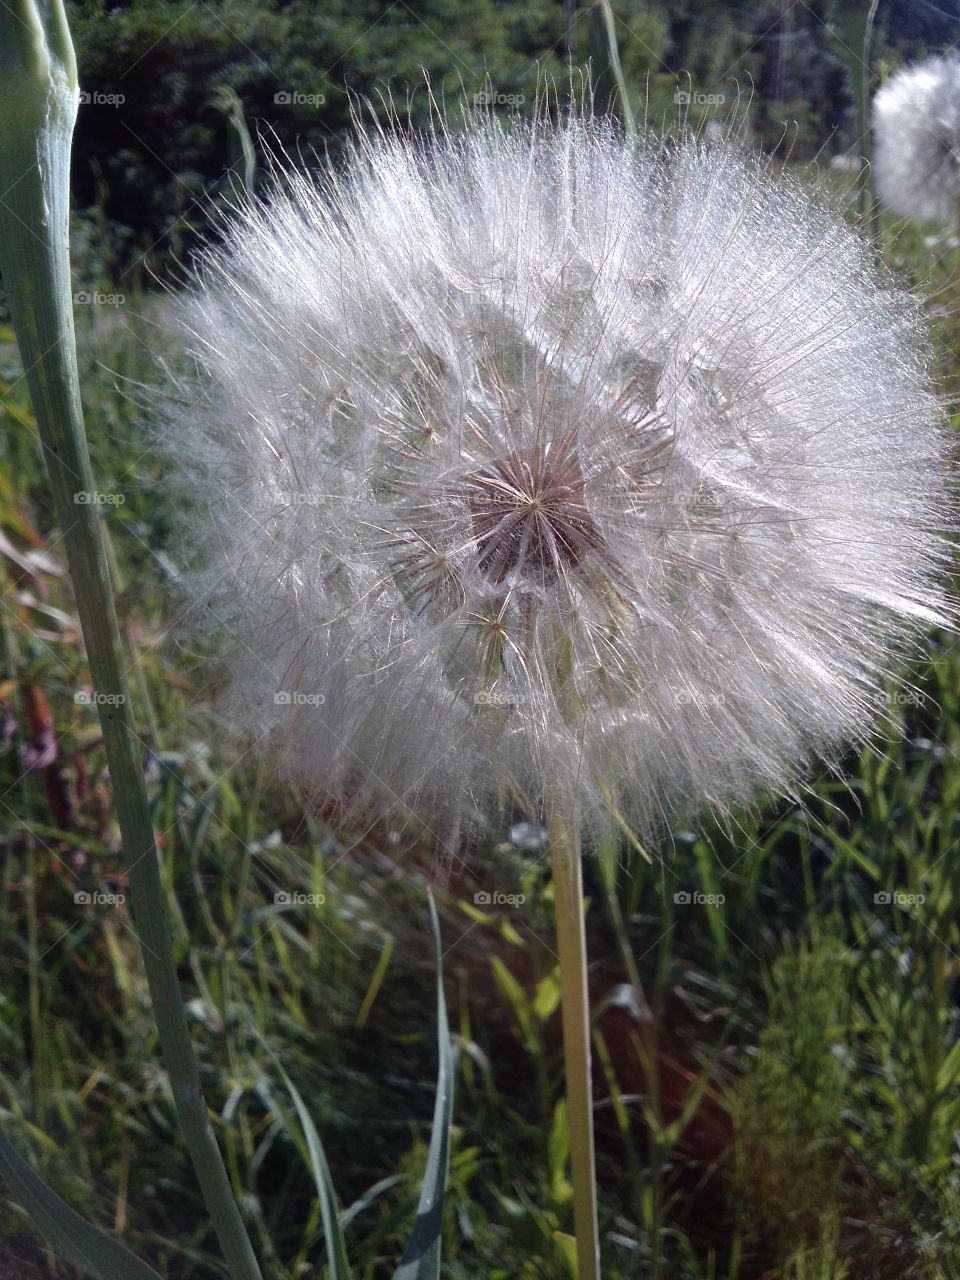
[
  {"left": 872, "top": 54, "right": 960, "bottom": 226},
  {"left": 163, "top": 114, "right": 955, "bottom": 839}
]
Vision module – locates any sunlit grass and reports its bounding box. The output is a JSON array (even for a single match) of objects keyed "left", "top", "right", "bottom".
[{"left": 2, "top": 213, "right": 960, "bottom": 1279}]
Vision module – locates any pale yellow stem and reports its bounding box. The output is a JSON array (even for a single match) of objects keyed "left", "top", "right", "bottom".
[{"left": 549, "top": 793, "right": 601, "bottom": 1280}]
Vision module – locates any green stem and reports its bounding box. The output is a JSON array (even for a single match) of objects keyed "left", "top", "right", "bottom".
[
  {"left": 605, "top": 885, "right": 652, "bottom": 1023},
  {"left": 548, "top": 792, "right": 600, "bottom": 1280},
  {"left": 588, "top": 0, "right": 636, "bottom": 136},
  {"left": 860, "top": 0, "right": 880, "bottom": 243},
  {"left": 0, "top": 6, "right": 262, "bottom": 1278}
]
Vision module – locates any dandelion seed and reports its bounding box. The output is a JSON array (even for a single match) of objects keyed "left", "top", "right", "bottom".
[{"left": 872, "top": 54, "right": 960, "bottom": 226}]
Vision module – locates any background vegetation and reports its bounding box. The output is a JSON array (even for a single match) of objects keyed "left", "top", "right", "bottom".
[
  {"left": 64, "top": 0, "right": 957, "bottom": 284},
  {"left": 3, "top": 1, "right": 960, "bottom": 1277}
]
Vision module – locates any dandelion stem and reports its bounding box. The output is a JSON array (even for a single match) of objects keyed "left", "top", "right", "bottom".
[
  {"left": 549, "top": 792, "right": 601, "bottom": 1280},
  {"left": 0, "top": 5, "right": 262, "bottom": 1278}
]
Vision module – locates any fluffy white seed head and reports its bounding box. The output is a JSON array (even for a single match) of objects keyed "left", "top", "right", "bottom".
[
  {"left": 872, "top": 54, "right": 960, "bottom": 225},
  {"left": 162, "top": 115, "right": 955, "bottom": 840}
]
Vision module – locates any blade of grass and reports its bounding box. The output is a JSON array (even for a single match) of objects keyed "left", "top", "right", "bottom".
[
  {"left": 588, "top": 0, "right": 636, "bottom": 135},
  {"left": 0, "top": 1136, "right": 162, "bottom": 1280},
  {"left": 0, "top": 7, "right": 263, "bottom": 1278},
  {"left": 393, "top": 890, "right": 454, "bottom": 1280},
  {"left": 861, "top": 0, "right": 880, "bottom": 242},
  {"left": 356, "top": 933, "right": 394, "bottom": 1030},
  {"left": 549, "top": 790, "right": 601, "bottom": 1280},
  {"left": 263, "top": 1049, "right": 351, "bottom": 1280}
]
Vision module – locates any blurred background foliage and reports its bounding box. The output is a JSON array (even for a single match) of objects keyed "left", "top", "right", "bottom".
[
  {"left": 4, "top": 0, "right": 960, "bottom": 1278},
  {"left": 64, "top": 0, "right": 957, "bottom": 284}
]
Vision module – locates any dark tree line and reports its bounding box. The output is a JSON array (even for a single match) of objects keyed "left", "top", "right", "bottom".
[{"left": 66, "top": 0, "right": 960, "bottom": 281}]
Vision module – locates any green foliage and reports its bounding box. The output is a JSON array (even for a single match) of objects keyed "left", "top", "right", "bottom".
[
  {"left": 66, "top": 0, "right": 570, "bottom": 281},
  {"left": 62, "top": 0, "right": 960, "bottom": 283},
  {"left": 729, "top": 935, "right": 852, "bottom": 1261},
  {"left": 6, "top": 167, "right": 960, "bottom": 1271},
  {"left": 7, "top": 6, "right": 960, "bottom": 1275}
]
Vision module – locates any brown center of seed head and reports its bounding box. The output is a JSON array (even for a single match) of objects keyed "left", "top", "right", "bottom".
[{"left": 464, "top": 441, "right": 606, "bottom": 585}]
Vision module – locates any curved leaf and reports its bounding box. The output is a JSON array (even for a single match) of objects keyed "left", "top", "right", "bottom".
[
  {"left": 0, "top": 1136, "right": 162, "bottom": 1280},
  {"left": 393, "top": 890, "right": 454, "bottom": 1280},
  {"left": 261, "top": 1051, "right": 351, "bottom": 1280}
]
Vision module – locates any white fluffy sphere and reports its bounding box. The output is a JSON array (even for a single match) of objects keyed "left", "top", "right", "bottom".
[
  {"left": 163, "top": 117, "right": 955, "bottom": 837},
  {"left": 873, "top": 54, "right": 960, "bottom": 225}
]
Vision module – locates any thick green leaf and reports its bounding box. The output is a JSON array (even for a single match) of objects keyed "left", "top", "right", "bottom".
[
  {"left": 393, "top": 890, "right": 455, "bottom": 1280},
  {"left": 0, "top": 1136, "right": 162, "bottom": 1280}
]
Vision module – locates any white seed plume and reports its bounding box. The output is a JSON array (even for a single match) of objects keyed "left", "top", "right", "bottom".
[
  {"left": 163, "top": 116, "right": 954, "bottom": 838},
  {"left": 872, "top": 54, "right": 960, "bottom": 226}
]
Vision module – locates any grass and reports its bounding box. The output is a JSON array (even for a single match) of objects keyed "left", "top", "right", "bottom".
[{"left": 2, "top": 199, "right": 960, "bottom": 1280}]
